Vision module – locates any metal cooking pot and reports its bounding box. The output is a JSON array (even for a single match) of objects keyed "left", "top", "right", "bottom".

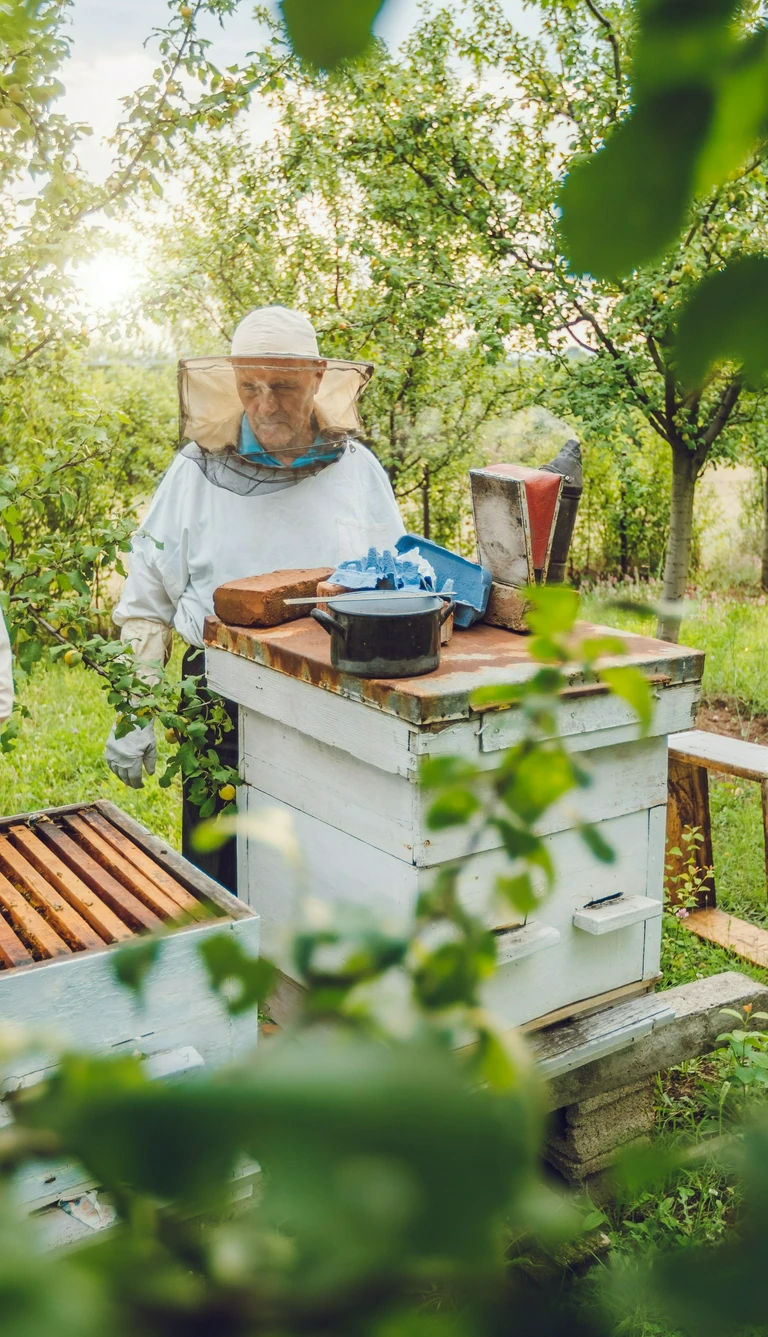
[{"left": 311, "top": 594, "right": 454, "bottom": 678}]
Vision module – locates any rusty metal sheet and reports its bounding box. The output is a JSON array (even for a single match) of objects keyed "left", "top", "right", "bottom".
[{"left": 204, "top": 616, "right": 705, "bottom": 727}]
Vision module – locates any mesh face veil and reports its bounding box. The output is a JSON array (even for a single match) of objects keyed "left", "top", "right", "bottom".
[{"left": 177, "top": 308, "right": 373, "bottom": 496}]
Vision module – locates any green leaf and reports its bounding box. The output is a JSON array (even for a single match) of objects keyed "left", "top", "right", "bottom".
[
  {"left": 420, "top": 755, "right": 479, "bottom": 789},
  {"left": 579, "top": 823, "right": 616, "bottom": 864},
  {"left": 674, "top": 255, "right": 768, "bottom": 388},
  {"left": 500, "top": 748, "right": 576, "bottom": 824},
  {"left": 599, "top": 666, "right": 653, "bottom": 736},
  {"left": 695, "top": 29, "right": 768, "bottom": 193},
  {"left": 112, "top": 936, "right": 163, "bottom": 1003},
  {"left": 199, "top": 933, "right": 277, "bottom": 1016},
  {"left": 524, "top": 585, "right": 580, "bottom": 637},
  {"left": 489, "top": 819, "right": 541, "bottom": 860},
  {"left": 496, "top": 873, "right": 537, "bottom": 915},
  {"left": 280, "top": 0, "right": 385, "bottom": 70},
  {"left": 426, "top": 788, "right": 481, "bottom": 830},
  {"left": 558, "top": 91, "right": 712, "bottom": 279}
]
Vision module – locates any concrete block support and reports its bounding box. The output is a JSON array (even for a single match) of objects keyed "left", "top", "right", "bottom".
[
  {"left": 545, "top": 1077, "right": 656, "bottom": 1183},
  {"left": 536, "top": 971, "right": 768, "bottom": 1191}
]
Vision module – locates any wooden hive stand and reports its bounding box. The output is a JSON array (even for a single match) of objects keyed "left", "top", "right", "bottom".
[{"left": 667, "top": 729, "right": 768, "bottom": 967}]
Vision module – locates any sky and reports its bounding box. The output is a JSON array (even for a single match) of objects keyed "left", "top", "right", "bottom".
[{"left": 61, "top": 0, "right": 531, "bottom": 310}]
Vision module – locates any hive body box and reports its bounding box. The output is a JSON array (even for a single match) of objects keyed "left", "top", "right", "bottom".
[
  {"left": 0, "top": 800, "right": 260, "bottom": 1226},
  {"left": 204, "top": 618, "right": 703, "bottom": 1030}
]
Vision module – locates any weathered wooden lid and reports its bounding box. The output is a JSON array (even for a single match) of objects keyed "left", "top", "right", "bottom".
[{"left": 204, "top": 615, "right": 704, "bottom": 726}]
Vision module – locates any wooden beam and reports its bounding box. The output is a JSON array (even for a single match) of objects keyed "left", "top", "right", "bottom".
[
  {"left": 0, "top": 836, "right": 104, "bottom": 951},
  {"left": 0, "top": 869, "right": 71, "bottom": 959},
  {"left": 9, "top": 826, "right": 134, "bottom": 943},
  {"left": 666, "top": 754, "right": 715, "bottom": 907},
  {"left": 77, "top": 811, "right": 205, "bottom": 918},
  {"left": 681, "top": 907, "right": 768, "bottom": 969}
]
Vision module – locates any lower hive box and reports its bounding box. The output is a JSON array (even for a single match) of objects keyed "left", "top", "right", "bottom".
[{"left": 0, "top": 798, "right": 260, "bottom": 1226}]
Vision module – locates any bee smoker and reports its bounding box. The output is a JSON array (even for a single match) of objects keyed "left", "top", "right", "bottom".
[{"left": 541, "top": 438, "right": 583, "bottom": 584}]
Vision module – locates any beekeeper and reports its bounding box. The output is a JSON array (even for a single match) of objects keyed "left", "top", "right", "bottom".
[{"left": 105, "top": 305, "right": 405, "bottom": 893}]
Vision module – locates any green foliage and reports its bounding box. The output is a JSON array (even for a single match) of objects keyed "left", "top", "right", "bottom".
[
  {"left": 199, "top": 933, "right": 277, "bottom": 1015},
  {"left": 280, "top": 0, "right": 385, "bottom": 69},
  {"left": 557, "top": 0, "right": 768, "bottom": 394},
  {"left": 111, "top": 937, "right": 164, "bottom": 1004},
  {"left": 675, "top": 254, "right": 768, "bottom": 389}
]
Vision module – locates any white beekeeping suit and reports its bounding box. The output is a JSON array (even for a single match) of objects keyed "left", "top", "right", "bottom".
[
  {"left": 106, "top": 305, "right": 404, "bottom": 790},
  {"left": 0, "top": 610, "right": 13, "bottom": 724}
]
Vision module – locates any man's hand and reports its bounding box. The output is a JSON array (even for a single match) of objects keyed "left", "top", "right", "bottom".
[{"left": 105, "top": 720, "right": 157, "bottom": 790}]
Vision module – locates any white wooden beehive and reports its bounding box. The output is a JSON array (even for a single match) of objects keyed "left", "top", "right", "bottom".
[
  {"left": 0, "top": 799, "right": 259, "bottom": 1226},
  {"left": 205, "top": 616, "right": 703, "bottom": 1032}
]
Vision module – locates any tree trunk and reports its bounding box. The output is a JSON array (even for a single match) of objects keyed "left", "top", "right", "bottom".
[
  {"left": 762, "top": 467, "right": 768, "bottom": 592},
  {"left": 422, "top": 463, "right": 430, "bottom": 539},
  {"left": 657, "top": 443, "right": 700, "bottom": 643}
]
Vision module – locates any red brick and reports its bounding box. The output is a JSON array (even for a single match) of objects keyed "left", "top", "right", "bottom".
[{"left": 213, "top": 568, "right": 333, "bottom": 627}]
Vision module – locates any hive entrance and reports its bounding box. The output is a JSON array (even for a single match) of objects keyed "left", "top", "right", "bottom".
[{"left": 0, "top": 808, "right": 221, "bottom": 971}]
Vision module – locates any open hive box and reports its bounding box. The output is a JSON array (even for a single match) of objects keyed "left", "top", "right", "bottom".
[
  {"left": 0, "top": 804, "right": 220, "bottom": 965},
  {"left": 0, "top": 799, "right": 260, "bottom": 1232}
]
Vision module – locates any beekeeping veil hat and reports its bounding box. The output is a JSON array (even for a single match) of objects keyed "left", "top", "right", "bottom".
[{"left": 177, "top": 305, "right": 373, "bottom": 496}]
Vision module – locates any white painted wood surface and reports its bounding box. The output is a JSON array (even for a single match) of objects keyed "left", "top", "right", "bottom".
[
  {"left": 0, "top": 916, "right": 261, "bottom": 1081},
  {"left": 239, "top": 778, "right": 665, "bottom": 1028},
  {"left": 209, "top": 645, "right": 413, "bottom": 777},
  {"left": 669, "top": 728, "right": 768, "bottom": 780},
  {"left": 241, "top": 705, "right": 668, "bottom": 867},
  {"left": 572, "top": 893, "right": 662, "bottom": 935},
  {"left": 481, "top": 680, "right": 699, "bottom": 754},
  {"left": 495, "top": 923, "right": 560, "bottom": 964}
]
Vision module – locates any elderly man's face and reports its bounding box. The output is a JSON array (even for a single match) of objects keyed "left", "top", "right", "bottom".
[{"left": 235, "top": 359, "right": 324, "bottom": 455}]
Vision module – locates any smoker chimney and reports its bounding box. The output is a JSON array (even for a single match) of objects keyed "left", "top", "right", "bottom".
[{"left": 541, "top": 438, "right": 583, "bottom": 584}]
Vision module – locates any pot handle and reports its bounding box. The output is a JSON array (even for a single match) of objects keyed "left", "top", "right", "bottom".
[
  {"left": 439, "top": 598, "right": 456, "bottom": 627},
  {"left": 311, "top": 608, "right": 346, "bottom": 640}
]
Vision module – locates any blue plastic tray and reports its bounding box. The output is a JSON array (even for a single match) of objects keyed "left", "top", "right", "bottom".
[{"left": 395, "top": 534, "right": 492, "bottom": 628}]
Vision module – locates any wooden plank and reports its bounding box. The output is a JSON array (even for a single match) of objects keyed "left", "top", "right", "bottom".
[
  {"left": 681, "top": 907, "right": 768, "bottom": 968},
  {"left": 665, "top": 754, "right": 715, "bottom": 907},
  {"left": 241, "top": 715, "right": 667, "bottom": 869},
  {"left": 482, "top": 680, "right": 699, "bottom": 754},
  {"left": 573, "top": 893, "right": 662, "bottom": 935},
  {"left": 0, "top": 868, "right": 71, "bottom": 959},
  {"left": 0, "top": 837, "right": 105, "bottom": 951},
  {"left": 206, "top": 645, "right": 414, "bottom": 777},
  {"left": 64, "top": 816, "right": 187, "bottom": 921},
  {"left": 77, "top": 811, "right": 205, "bottom": 918},
  {"left": 8, "top": 827, "right": 137, "bottom": 941},
  {"left": 669, "top": 728, "right": 768, "bottom": 781},
  {"left": 241, "top": 710, "right": 416, "bottom": 862},
  {"left": 94, "top": 801, "right": 249, "bottom": 922},
  {"left": 0, "top": 916, "right": 261, "bottom": 1090},
  {"left": 0, "top": 911, "right": 33, "bottom": 969},
  {"left": 518, "top": 978, "right": 656, "bottom": 1035},
  {"left": 28, "top": 823, "right": 162, "bottom": 932}
]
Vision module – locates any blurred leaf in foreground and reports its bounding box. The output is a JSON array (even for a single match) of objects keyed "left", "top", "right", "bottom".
[
  {"left": 674, "top": 254, "right": 768, "bottom": 388},
  {"left": 280, "top": 0, "right": 385, "bottom": 70}
]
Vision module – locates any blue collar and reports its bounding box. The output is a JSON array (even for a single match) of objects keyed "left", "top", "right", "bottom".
[{"left": 238, "top": 414, "right": 341, "bottom": 468}]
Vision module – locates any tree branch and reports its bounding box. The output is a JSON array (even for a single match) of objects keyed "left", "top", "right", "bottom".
[
  {"left": 703, "top": 377, "right": 743, "bottom": 449},
  {"left": 582, "top": 0, "right": 623, "bottom": 99}
]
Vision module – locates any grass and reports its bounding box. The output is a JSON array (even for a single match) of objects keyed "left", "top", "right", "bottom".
[{"left": 0, "top": 659, "right": 182, "bottom": 846}]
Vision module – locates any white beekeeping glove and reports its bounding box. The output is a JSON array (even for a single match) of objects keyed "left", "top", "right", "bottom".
[
  {"left": 104, "top": 618, "right": 173, "bottom": 789},
  {"left": 105, "top": 721, "right": 157, "bottom": 789}
]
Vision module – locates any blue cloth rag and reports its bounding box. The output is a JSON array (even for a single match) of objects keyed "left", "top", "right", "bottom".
[{"left": 330, "top": 547, "right": 453, "bottom": 595}]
